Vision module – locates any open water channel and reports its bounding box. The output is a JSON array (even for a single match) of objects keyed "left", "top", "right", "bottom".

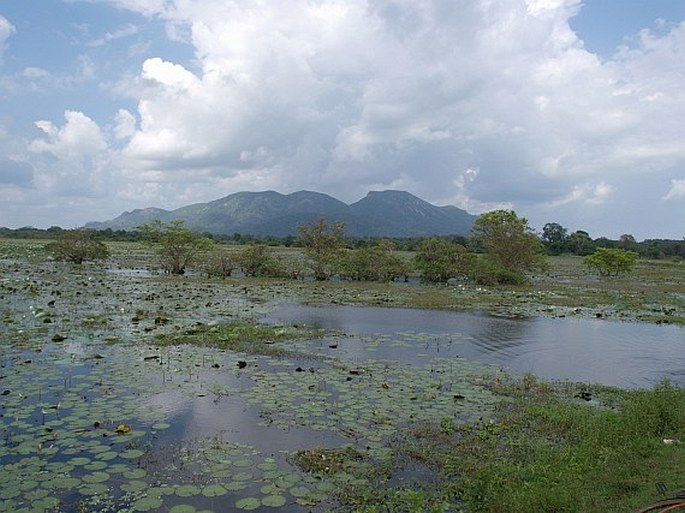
[{"left": 263, "top": 304, "right": 685, "bottom": 389}]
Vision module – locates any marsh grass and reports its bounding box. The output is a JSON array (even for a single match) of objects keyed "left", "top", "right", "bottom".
[
  {"left": 153, "top": 320, "right": 324, "bottom": 356},
  {"left": 345, "top": 376, "right": 685, "bottom": 513}
]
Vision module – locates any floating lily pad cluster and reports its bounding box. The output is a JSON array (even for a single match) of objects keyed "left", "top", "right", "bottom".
[{"left": 2, "top": 250, "right": 507, "bottom": 512}]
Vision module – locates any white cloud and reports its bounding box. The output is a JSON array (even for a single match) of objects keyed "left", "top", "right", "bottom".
[
  {"left": 544, "top": 180, "right": 614, "bottom": 208},
  {"left": 114, "top": 109, "right": 137, "bottom": 139},
  {"left": 88, "top": 23, "right": 139, "bottom": 47},
  {"left": 30, "top": 111, "right": 107, "bottom": 158},
  {"left": 0, "top": 16, "right": 14, "bottom": 63},
  {"left": 3, "top": 0, "right": 685, "bottom": 237},
  {"left": 664, "top": 178, "right": 685, "bottom": 200},
  {"left": 28, "top": 111, "right": 110, "bottom": 196}
]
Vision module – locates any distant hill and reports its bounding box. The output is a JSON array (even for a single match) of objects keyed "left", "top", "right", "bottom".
[{"left": 86, "top": 190, "right": 476, "bottom": 237}]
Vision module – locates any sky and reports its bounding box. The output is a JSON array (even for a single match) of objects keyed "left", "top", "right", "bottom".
[{"left": 0, "top": 0, "right": 684, "bottom": 240}]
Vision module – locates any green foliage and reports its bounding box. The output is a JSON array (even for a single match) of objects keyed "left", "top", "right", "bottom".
[
  {"left": 45, "top": 229, "right": 110, "bottom": 264},
  {"left": 471, "top": 210, "right": 547, "bottom": 275},
  {"left": 394, "top": 377, "right": 685, "bottom": 513},
  {"left": 139, "top": 220, "right": 214, "bottom": 275},
  {"left": 202, "top": 250, "right": 236, "bottom": 278},
  {"left": 154, "top": 321, "right": 320, "bottom": 355},
  {"left": 340, "top": 240, "right": 410, "bottom": 281},
  {"left": 297, "top": 218, "right": 346, "bottom": 280},
  {"left": 584, "top": 247, "right": 639, "bottom": 277},
  {"left": 541, "top": 222, "right": 568, "bottom": 255},
  {"left": 236, "top": 244, "right": 284, "bottom": 277},
  {"left": 414, "top": 238, "right": 473, "bottom": 283},
  {"left": 467, "top": 257, "right": 527, "bottom": 285},
  {"left": 565, "top": 230, "right": 596, "bottom": 256}
]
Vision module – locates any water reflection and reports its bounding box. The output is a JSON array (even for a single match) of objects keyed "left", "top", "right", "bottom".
[{"left": 262, "top": 305, "right": 685, "bottom": 389}]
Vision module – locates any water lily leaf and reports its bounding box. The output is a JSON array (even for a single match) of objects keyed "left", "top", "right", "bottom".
[
  {"left": 175, "top": 484, "right": 201, "bottom": 497},
  {"left": 235, "top": 497, "right": 260, "bottom": 510},
  {"left": 120, "top": 449, "right": 145, "bottom": 459},
  {"left": 232, "top": 471, "right": 253, "bottom": 482},
  {"left": 120, "top": 480, "right": 148, "bottom": 493},
  {"left": 84, "top": 460, "right": 109, "bottom": 471},
  {"left": 131, "top": 495, "right": 163, "bottom": 512},
  {"left": 261, "top": 494, "right": 287, "bottom": 507},
  {"left": 169, "top": 505, "right": 197, "bottom": 513},
  {"left": 289, "top": 486, "right": 311, "bottom": 498},
  {"left": 201, "top": 484, "right": 227, "bottom": 497},
  {"left": 82, "top": 471, "right": 109, "bottom": 483},
  {"left": 78, "top": 483, "right": 109, "bottom": 495},
  {"left": 122, "top": 468, "right": 147, "bottom": 479},
  {"left": 224, "top": 481, "right": 248, "bottom": 492}
]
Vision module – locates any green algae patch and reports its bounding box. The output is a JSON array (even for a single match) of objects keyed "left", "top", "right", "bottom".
[{"left": 153, "top": 320, "right": 326, "bottom": 356}]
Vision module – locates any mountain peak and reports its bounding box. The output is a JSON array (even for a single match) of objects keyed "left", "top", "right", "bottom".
[{"left": 86, "top": 190, "right": 475, "bottom": 237}]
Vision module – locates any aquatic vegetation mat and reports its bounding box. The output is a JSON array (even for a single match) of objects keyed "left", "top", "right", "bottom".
[{"left": 0, "top": 257, "right": 503, "bottom": 512}]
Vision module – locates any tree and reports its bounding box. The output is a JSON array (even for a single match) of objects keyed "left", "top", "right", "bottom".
[
  {"left": 565, "top": 230, "right": 595, "bottom": 256},
  {"left": 618, "top": 234, "right": 638, "bottom": 251},
  {"left": 341, "top": 239, "right": 410, "bottom": 281},
  {"left": 583, "top": 247, "right": 639, "bottom": 277},
  {"left": 297, "top": 218, "right": 346, "bottom": 280},
  {"left": 471, "top": 210, "right": 547, "bottom": 275},
  {"left": 45, "top": 229, "right": 109, "bottom": 264},
  {"left": 236, "top": 244, "right": 284, "bottom": 277},
  {"left": 414, "top": 238, "right": 473, "bottom": 283},
  {"left": 139, "top": 220, "right": 213, "bottom": 275},
  {"left": 541, "top": 222, "right": 568, "bottom": 255},
  {"left": 202, "top": 250, "right": 236, "bottom": 278}
]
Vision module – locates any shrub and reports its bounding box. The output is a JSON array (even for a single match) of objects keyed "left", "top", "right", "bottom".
[
  {"left": 414, "top": 238, "right": 473, "bottom": 283},
  {"left": 203, "top": 250, "right": 236, "bottom": 278},
  {"left": 236, "top": 244, "right": 285, "bottom": 277},
  {"left": 584, "top": 247, "right": 639, "bottom": 277},
  {"left": 340, "top": 240, "right": 410, "bottom": 281},
  {"left": 45, "top": 229, "right": 109, "bottom": 264},
  {"left": 468, "top": 257, "right": 526, "bottom": 286},
  {"left": 139, "top": 220, "right": 214, "bottom": 275}
]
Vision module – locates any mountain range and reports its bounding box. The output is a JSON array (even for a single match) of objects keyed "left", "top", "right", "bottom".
[{"left": 86, "top": 190, "right": 476, "bottom": 237}]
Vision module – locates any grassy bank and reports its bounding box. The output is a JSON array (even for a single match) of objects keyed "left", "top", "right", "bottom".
[{"left": 332, "top": 377, "right": 685, "bottom": 513}]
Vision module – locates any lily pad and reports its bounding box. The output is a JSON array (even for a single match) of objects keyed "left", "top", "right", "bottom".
[
  {"left": 120, "top": 480, "right": 148, "bottom": 493},
  {"left": 81, "top": 471, "right": 109, "bottom": 483},
  {"left": 120, "top": 449, "right": 145, "bottom": 459},
  {"left": 175, "top": 484, "right": 201, "bottom": 497},
  {"left": 169, "top": 505, "right": 197, "bottom": 513},
  {"left": 201, "top": 484, "right": 227, "bottom": 497},
  {"left": 235, "top": 497, "right": 261, "bottom": 510},
  {"left": 131, "top": 495, "right": 164, "bottom": 512},
  {"left": 122, "top": 468, "right": 147, "bottom": 479},
  {"left": 261, "top": 494, "right": 287, "bottom": 507}
]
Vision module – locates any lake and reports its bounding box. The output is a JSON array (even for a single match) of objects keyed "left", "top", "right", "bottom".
[{"left": 262, "top": 304, "right": 685, "bottom": 389}]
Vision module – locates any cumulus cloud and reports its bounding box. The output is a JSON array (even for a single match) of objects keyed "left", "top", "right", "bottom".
[
  {"left": 0, "top": 15, "right": 14, "bottom": 63},
  {"left": 664, "top": 178, "right": 685, "bottom": 200},
  {"left": 4, "top": 0, "right": 685, "bottom": 237},
  {"left": 104, "top": 1, "right": 684, "bottom": 208},
  {"left": 114, "top": 109, "right": 137, "bottom": 139},
  {"left": 28, "top": 111, "right": 110, "bottom": 195}
]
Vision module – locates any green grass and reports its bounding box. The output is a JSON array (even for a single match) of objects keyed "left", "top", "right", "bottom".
[
  {"left": 343, "top": 376, "right": 685, "bottom": 513},
  {"left": 153, "top": 320, "right": 323, "bottom": 356}
]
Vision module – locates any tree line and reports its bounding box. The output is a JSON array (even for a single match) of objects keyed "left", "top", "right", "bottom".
[
  {"left": 36, "top": 210, "right": 669, "bottom": 284},
  {"left": 2, "top": 222, "right": 683, "bottom": 260}
]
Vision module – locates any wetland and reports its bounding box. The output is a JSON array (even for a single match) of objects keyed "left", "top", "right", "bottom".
[{"left": 1, "top": 239, "right": 684, "bottom": 512}]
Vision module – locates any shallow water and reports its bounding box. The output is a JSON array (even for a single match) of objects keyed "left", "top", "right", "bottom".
[
  {"left": 262, "top": 305, "right": 685, "bottom": 389},
  {"left": 2, "top": 257, "right": 682, "bottom": 512}
]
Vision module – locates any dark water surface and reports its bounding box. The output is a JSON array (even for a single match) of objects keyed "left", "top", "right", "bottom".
[{"left": 262, "top": 305, "right": 685, "bottom": 389}]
